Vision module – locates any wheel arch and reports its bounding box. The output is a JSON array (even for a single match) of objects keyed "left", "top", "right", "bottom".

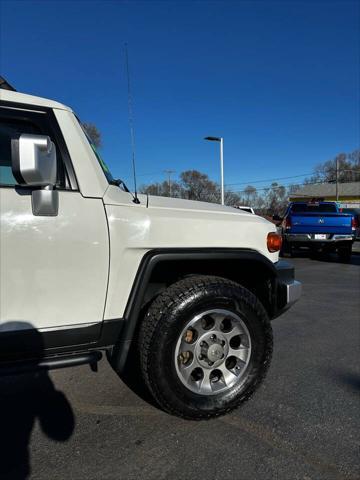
[{"left": 111, "top": 248, "right": 278, "bottom": 373}]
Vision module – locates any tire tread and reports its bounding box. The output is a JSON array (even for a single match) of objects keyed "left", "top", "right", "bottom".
[{"left": 139, "top": 275, "right": 273, "bottom": 420}]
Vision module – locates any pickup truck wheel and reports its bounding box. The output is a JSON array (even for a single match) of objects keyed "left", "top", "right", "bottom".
[
  {"left": 138, "top": 275, "right": 273, "bottom": 419},
  {"left": 337, "top": 244, "right": 352, "bottom": 262}
]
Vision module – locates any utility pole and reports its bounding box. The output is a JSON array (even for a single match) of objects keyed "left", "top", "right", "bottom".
[
  {"left": 336, "top": 156, "right": 339, "bottom": 202},
  {"left": 164, "top": 170, "right": 175, "bottom": 197}
]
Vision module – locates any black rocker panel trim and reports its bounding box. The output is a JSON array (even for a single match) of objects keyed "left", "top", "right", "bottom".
[
  {"left": 0, "top": 319, "right": 124, "bottom": 364},
  {"left": 0, "top": 351, "right": 103, "bottom": 376}
]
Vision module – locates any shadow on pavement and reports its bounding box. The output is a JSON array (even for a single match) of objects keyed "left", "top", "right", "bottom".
[
  {"left": 282, "top": 249, "right": 360, "bottom": 266},
  {"left": 0, "top": 322, "right": 75, "bottom": 480},
  {"left": 324, "top": 368, "right": 360, "bottom": 395},
  {"left": 335, "top": 372, "right": 360, "bottom": 393}
]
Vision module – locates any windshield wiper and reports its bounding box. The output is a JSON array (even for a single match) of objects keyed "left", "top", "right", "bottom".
[{"left": 109, "top": 178, "right": 140, "bottom": 204}]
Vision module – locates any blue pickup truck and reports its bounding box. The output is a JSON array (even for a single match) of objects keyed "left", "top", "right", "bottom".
[{"left": 279, "top": 201, "right": 358, "bottom": 261}]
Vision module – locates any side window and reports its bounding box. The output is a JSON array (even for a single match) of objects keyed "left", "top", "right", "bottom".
[{"left": 0, "top": 119, "right": 40, "bottom": 186}]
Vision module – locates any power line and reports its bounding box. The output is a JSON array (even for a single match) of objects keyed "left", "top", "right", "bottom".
[
  {"left": 136, "top": 171, "right": 313, "bottom": 184},
  {"left": 132, "top": 168, "right": 359, "bottom": 184},
  {"left": 133, "top": 169, "right": 359, "bottom": 192},
  {"left": 226, "top": 179, "right": 341, "bottom": 195},
  {"left": 224, "top": 172, "right": 314, "bottom": 187},
  {"left": 136, "top": 171, "right": 165, "bottom": 177}
]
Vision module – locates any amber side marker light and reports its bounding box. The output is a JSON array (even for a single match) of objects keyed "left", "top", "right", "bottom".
[{"left": 267, "top": 232, "right": 282, "bottom": 252}]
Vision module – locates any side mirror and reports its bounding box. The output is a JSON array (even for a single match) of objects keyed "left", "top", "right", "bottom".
[
  {"left": 272, "top": 214, "right": 282, "bottom": 222},
  {"left": 11, "top": 134, "right": 58, "bottom": 216}
]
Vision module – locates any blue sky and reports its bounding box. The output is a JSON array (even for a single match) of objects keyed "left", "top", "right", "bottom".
[{"left": 1, "top": 0, "right": 359, "bottom": 193}]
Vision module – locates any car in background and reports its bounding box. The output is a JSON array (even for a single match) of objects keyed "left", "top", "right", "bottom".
[
  {"left": 278, "top": 201, "right": 357, "bottom": 261},
  {"left": 235, "top": 205, "right": 255, "bottom": 214}
]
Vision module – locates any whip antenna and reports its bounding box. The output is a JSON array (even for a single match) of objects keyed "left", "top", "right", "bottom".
[{"left": 125, "top": 43, "right": 140, "bottom": 204}]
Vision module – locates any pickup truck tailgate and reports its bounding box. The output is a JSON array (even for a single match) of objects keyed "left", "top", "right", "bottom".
[{"left": 290, "top": 213, "right": 353, "bottom": 234}]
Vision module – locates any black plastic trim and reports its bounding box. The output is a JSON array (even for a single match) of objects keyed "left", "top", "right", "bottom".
[
  {"left": 10, "top": 134, "right": 26, "bottom": 184},
  {"left": 0, "top": 351, "right": 102, "bottom": 376},
  {"left": 273, "top": 260, "right": 296, "bottom": 317},
  {"left": 98, "top": 318, "right": 124, "bottom": 347},
  {"left": 0, "top": 323, "right": 101, "bottom": 360},
  {"left": 0, "top": 318, "right": 124, "bottom": 362},
  {"left": 274, "top": 260, "right": 295, "bottom": 283}
]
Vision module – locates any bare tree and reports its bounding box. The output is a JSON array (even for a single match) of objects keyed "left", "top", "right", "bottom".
[
  {"left": 83, "top": 123, "right": 102, "bottom": 149},
  {"left": 224, "top": 191, "right": 242, "bottom": 207},
  {"left": 243, "top": 185, "right": 257, "bottom": 206},
  {"left": 180, "top": 170, "right": 219, "bottom": 202},
  {"left": 305, "top": 150, "right": 360, "bottom": 184},
  {"left": 263, "top": 182, "right": 287, "bottom": 215}
]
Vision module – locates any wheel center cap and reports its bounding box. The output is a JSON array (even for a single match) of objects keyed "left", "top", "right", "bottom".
[{"left": 207, "top": 344, "right": 224, "bottom": 362}]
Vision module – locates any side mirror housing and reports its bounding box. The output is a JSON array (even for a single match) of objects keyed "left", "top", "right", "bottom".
[
  {"left": 11, "top": 134, "right": 58, "bottom": 216},
  {"left": 272, "top": 214, "right": 282, "bottom": 222},
  {"left": 11, "top": 134, "right": 57, "bottom": 186}
]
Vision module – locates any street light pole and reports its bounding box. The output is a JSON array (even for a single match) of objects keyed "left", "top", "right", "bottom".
[
  {"left": 220, "top": 137, "right": 224, "bottom": 205},
  {"left": 204, "top": 136, "right": 225, "bottom": 205}
]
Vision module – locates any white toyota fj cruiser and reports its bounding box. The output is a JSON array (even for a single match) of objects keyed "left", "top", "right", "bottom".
[{"left": 0, "top": 82, "right": 301, "bottom": 419}]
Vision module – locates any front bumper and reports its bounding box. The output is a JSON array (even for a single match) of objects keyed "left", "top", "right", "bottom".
[
  {"left": 285, "top": 233, "right": 355, "bottom": 243},
  {"left": 273, "top": 260, "right": 302, "bottom": 318}
]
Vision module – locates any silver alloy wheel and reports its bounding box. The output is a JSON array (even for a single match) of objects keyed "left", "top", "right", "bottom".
[{"left": 175, "top": 309, "right": 252, "bottom": 395}]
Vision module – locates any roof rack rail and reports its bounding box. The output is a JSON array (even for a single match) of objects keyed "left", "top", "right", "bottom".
[{"left": 0, "top": 76, "right": 16, "bottom": 91}]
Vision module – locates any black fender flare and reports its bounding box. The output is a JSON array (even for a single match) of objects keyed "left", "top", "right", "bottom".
[{"left": 111, "top": 248, "right": 278, "bottom": 373}]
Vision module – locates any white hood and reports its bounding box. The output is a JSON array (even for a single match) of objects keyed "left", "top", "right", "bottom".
[
  {"left": 147, "top": 195, "right": 249, "bottom": 216},
  {"left": 104, "top": 185, "right": 254, "bottom": 216}
]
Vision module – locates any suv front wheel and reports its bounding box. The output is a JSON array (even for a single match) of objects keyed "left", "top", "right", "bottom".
[{"left": 138, "top": 275, "right": 273, "bottom": 419}]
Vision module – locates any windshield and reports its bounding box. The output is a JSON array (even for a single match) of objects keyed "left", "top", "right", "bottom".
[
  {"left": 77, "top": 118, "right": 115, "bottom": 183},
  {"left": 290, "top": 203, "right": 337, "bottom": 213}
]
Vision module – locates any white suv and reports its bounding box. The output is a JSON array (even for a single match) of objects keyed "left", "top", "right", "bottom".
[{"left": 0, "top": 83, "right": 301, "bottom": 419}]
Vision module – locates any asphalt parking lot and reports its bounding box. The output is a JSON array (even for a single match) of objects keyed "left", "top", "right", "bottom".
[{"left": 1, "top": 253, "right": 359, "bottom": 480}]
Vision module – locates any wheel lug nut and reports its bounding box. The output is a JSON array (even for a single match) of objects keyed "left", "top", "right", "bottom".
[
  {"left": 210, "top": 335, "right": 216, "bottom": 341},
  {"left": 221, "top": 340, "right": 225, "bottom": 346},
  {"left": 199, "top": 354, "right": 203, "bottom": 360},
  {"left": 200, "top": 341, "right": 205, "bottom": 347}
]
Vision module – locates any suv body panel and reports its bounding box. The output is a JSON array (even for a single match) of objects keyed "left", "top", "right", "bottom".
[
  {"left": 103, "top": 185, "right": 278, "bottom": 320},
  {"left": 0, "top": 88, "right": 301, "bottom": 375}
]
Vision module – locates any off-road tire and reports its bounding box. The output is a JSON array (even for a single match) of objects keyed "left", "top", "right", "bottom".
[{"left": 138, "top": 275, "right": 273, "bottom": 420}]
